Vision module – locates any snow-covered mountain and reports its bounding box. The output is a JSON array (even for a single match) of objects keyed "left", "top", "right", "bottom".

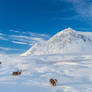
[{"left": 21, "top": 28, "right": 92, "bottom": 56}]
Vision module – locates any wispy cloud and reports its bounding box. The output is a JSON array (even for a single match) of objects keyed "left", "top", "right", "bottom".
[
  {"left": 0, "top": 47, "right": 18, "bottom": 51},
  {"left": 0, "top": 36, "right": 8, "bottom": 40},
  {"left": 9, "top": 35, "right": 30, "bottom": 41},
  {"left": 29, "top": 32, "right": 50, "bottom": 39},
  {"left": 0, "top": 30, "right": 50, "bottom": 45},
  {"left": 0, "top": 33, "right": 8, "bottom": 40},
  {"left": 11, "top": 41, "right": 28, "bottom": 45},
  {"left": 0, "top": 33, "right": 4, "bottom": 36},
  {"left": 63, "top": 0, "right": 92, "bottom": 18},
  {"left": 0, "top": 30, "right": 50, "bottom": 53},
  {"left": 9, "top": 29, "right": 20, "bottom": 33},
  {"left": 8, "top": 31, "right": 50, "bottom": 45},
  {"left": 53, "top": 0, "right": 92, "bottom": 23},
  {"left": 8, "top": 35, "right": 45, "bottom": 45}
]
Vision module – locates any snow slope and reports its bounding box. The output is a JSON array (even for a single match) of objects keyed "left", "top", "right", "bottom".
[
  {"left": 21, "top": 28, "right": 92, "bottom": 56},
  {"left": 0, "top": 53, "right": 92, "bottom": 92}
]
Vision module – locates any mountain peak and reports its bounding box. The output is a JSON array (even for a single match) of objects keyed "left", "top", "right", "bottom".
[
  {"left": 61, "top": 27, "right": 76, "bottom": 33},
  {"left": 56, "top": 27, "right": 76, "bottom": 37},
  {"left": 21, "top": 28, "right": 92, "bottom": 56},
  {"left": 65, "top": 27, "right": 73, "bottom": 30}
]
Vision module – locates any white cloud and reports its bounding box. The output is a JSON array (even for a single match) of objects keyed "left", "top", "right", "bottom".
[
  {"left": 9, "top": 35, "right": 29, "bottom": 39},
  {"left": 55, "top": 0, "right": 92, "bottom": 22},
  {"left": 11, "top": 41, "right": 28, "bottom": 45},
  {"left": 30, "top": 37, "right": 46, "bottom": 42},
  {"left": 0, "top": 31, "right": 50, "bottom": 53},
  {"left": 0, "top": 47, "right": 18, "bottom": 51},
  {"left": 9, "top": 35, "right": 44, "bottom": 46},
  {"left": 8, "top": 32, "right": 50, "bottom": 46},
  {"left": 64, "top": 0, "right": 92, "bottom": 18},
  {"left": 0, "top": 33, "right": 8, "bottom": 40},
  {"left": 0, "top": 36, "right": 8, "bottom": 40},
  {"left": 9, "top": 30, "right": 20, "bottom": 33},
  {"left": 29, "top": 32, "right": 50, "bottom": 39},
  {"left": 0, "top": 31, "right": 50, "bottom": 45},
  {"left": 0, "top": 33, "right": 4, "bottom": 36}
]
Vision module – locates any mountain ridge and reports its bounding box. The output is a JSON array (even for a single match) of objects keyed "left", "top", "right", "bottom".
[{"left": 21, "top": 28, "right": 92, "bottom": 56}]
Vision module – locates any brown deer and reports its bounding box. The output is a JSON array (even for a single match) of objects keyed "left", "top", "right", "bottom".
[
  {"left": 12, "top": 70, "right": 22, "bottom": 76},
  {"left": 49, "top": 79, "right": 58, "bottom": 86}
]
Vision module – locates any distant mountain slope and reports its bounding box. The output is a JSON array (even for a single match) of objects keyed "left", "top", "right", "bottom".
[{"left": 21, "top": 28, "right": 92, "bottom": 56}]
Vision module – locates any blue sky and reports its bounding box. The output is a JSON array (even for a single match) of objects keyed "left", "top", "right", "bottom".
[{"left": 0, "top": 0, "right": 92, "bottom": 53}]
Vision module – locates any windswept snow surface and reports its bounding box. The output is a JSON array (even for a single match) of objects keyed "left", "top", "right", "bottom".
[{"left": 0, "top": 53, "right": 92, "bottom": 92}]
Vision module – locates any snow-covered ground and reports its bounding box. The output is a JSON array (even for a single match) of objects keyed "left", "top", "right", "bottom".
[{"left": 0, "top": 53, "right": 92, "bottom": 92}]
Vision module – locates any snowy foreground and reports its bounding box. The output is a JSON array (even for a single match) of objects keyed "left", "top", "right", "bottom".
[{"left": 0, "top": 53, "right": 92, "bottom": 92}]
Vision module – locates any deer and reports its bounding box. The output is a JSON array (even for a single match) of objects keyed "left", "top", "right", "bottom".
[
  {"left": 12, "top": 70, "right": 22, "bottom": 76},
  {"left": 49, "top": 78, "right": 58, "bottom": 86}
]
